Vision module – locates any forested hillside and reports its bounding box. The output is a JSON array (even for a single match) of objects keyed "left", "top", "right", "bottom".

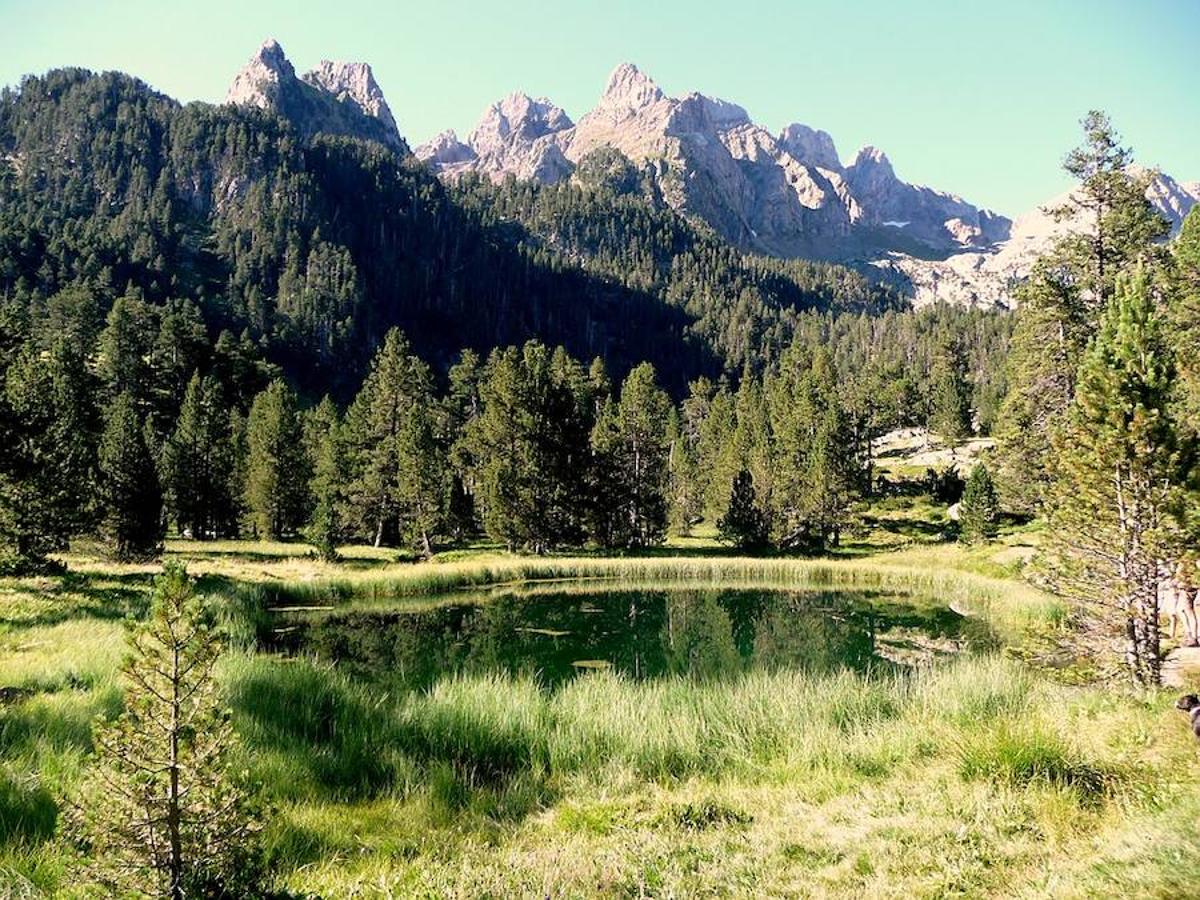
[{"left": 0, "top": 68, "right": 929, "bottom": 399}]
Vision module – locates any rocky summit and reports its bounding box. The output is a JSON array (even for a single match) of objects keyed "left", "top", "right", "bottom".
[
  {"left": 224, "top": 45, "right": 1197, "bottom": 309},
  {"left": 225, "top": 39, "right": 407, "bottom": 154}
]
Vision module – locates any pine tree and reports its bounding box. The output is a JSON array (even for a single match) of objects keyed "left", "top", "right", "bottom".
[
  {"left": 958, "top": 463, "right": 999, "bottom": 544},
  {"left": 98, "top": 393, "right": 164, "bottom": 560},
  {"left": 0, "top": 339, "right": 97, "bottom": 570},
  {"left": 160, "top": 373, "right": 236, "bottom": 540},
  {"left": 717, "top": 469, "right": 769, "bottom": 551},
  {"left": 1041, "top": 269, "right": 1186, "bottom": 685},
  {"left": 994, "top": 111, "right": 1170, "bottom": 512},
  {"left": 465, "top": 342, "right": 592, "bottom": 552},
  {"left": 342, "top": 329, "right": 442, "bottom": 548},
  {"left": 769, "top": 346, "right": 860, "bottom": 550},
  {"left": 928, "top": 338, "right": 972, "bottom": 443},
  {"left": 611, "top": 363, "right": 672, "bottom": 548},
  {"left": 245, "top": 380, "right": 310, "bottom": 540},
  {"left": 303, "top": 397, "right": 346, "bottom": 560},
  {"left": 396, "top": 403, "right": 446, "bottom": 557},
  {"left": 68, "top": 564, "right": 263, "bottom": 897}
]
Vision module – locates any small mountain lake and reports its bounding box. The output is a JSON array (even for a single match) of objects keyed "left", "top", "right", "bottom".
[{"left": 265, "top": 586, "right": 996, "bottom": 688}]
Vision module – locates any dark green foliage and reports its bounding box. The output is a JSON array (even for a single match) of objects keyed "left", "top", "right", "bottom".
[
  {"left": 0, "top": 339, "right": 96, "bottom": 570},
  {"left": 98, "top": 393, "right": 164, "bottom": 560},
  {"left": 993, "top": 111, "right": 1170, "bottom": 512},
  {"left": 1041, "top": 270, "right": 1187, "bottom": 685},
  {"left": 589, "top": 363, "right": 672, "bottom": 549},
  {"left": 959, "top": 464, "right": 999, "bottom": 544},
  {"left": 464, "top": 343, "right": 594, "bottom": 553},
  {"left": 768, "top": 346, "right": 863, "bottom": 550},
  {"left": 717, "top": 469, "right": 769, "bottom": 551},
  {"left": 342, "top": 329, "right": 446, "bottom": 551},
  {"left": 160, "top": 373, "right": 239, "bottom": 539},
  {"left": 929, "top": 338, "right": 972, "bottom": 442},
  {"left": 304, "top": 397, "right": 347, "bottom": 560},
  {"left": 245, "top": 380, "right": 310, "bottom": 540}
]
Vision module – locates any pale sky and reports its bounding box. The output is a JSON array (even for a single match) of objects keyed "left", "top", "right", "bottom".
[{"left": 2, "top": 0, "right": 1197, "bottom": 216}]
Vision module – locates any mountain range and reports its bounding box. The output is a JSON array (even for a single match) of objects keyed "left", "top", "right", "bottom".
[{"left": 220, "top": 40, "right": 1197, "bottom": 308}]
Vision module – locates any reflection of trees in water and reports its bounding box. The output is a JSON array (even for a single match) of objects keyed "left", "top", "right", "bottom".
[
  {"left": 272, "top": 587, "right": 990, "bottom": 688},
  {"left": 751, "top": 595, "right": 877, "bottom": 674},
  {"left": 662, "top": 593, "right": 741, "bottom": 680}
]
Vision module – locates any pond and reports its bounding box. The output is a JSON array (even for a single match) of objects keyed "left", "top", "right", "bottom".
[{"left": 265, "top": 586, "right": 996, "bottom": 689}]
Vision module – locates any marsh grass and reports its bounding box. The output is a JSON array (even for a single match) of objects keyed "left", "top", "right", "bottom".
[
  {"left": 263, "top": 554, "right": 1064, "bottom": 643},
  {"left": 4, "top": 537, "right": 1197, "bottom": 897}
]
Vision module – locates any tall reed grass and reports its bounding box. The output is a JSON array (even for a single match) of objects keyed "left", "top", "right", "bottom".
[{"left": 262, "top": 555, "right": 1063, "bottom": 640}]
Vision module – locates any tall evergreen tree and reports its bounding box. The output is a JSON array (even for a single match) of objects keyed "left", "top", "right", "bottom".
[
  {"left": 160, "top": 373, "right": 237, "bottom": 540},
  {"left": 465, "top": 342, "right": 592, "bottom": 552},
  {"left": 303, "top": 397, "right": 346, "bottom": 560},
  {"left": 98, "top": 393, "right": 164, "bottom": 560},
  {"left": 342, "top": 329, "right": 443, "bottom": 548},
  {"left": 244, "top": 380, "right": 310, "bottom": 540},
  {"left": 994, "top": 111, "right": 1170, "bottom": 512},
  {"left": 1040, "top": 270, "right": 1186, "bottom": 685},
  {"left": 717, "top": 469, "right": 769, "bottom": 551},
  {"left": 0, "top": 339, "right": 97, "bottom": 570},
  {"left": 958, "top": 463, "right": 999, "bottom": 544},
  {"left": 928, "top": 337, "right": 972, "bottom": 442}
]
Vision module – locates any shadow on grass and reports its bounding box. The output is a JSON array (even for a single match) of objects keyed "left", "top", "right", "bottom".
[{"left": 0, "top": 570, "right": 153, "bottom": 630}]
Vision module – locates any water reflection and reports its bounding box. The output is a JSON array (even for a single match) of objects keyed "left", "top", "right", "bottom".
[{"left": 266, "top": 588, "right": 994, "bottom": 689}]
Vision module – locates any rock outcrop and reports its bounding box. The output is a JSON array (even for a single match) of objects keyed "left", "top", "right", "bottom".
[
  {"left": 225, "top": 39, "right": 407, "bottom": 154},
  {"left": 879, "top": 171, "right": 1200, "bottom": 308},
  {"left": 418, "top": 62, "right": 1010, "bottom": 263}
]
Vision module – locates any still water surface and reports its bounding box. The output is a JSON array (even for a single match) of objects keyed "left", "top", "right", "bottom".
[{"left": 267, "top": 587, "right": 995, "bottom": 688}]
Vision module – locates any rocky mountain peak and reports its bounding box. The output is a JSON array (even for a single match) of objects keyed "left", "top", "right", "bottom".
[
  {"left": 850, "top": 145, "right": 893, "bottom": 174},
  {"left": 600, "top": 63, "right": 664, "bottom": 112},
  {"left": 701, "top": 96, "right": 751, "bottom": 130},
  {"left": 414, "top": 130, "right": 476, "bottom": 168},
  {"left": 302, "top": 59, "right": 399, "bottom": 141},
  {"left": 470, "top": 93, "right": 573, "bottom": 147},
  {"left": 778, "top": 123, "right": 841, "bottom": 172},
  {"left": 225, "top": 39, "right": 407, "bottom": 154},
  {"left": 225, "top": 38, "right": 295, "bottom": 109}
]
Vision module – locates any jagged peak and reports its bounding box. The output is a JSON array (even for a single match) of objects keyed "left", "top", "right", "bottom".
[
  {"left": 778, "top": 123, "right": 841, "bottom": 171},
  {"left": 469, "top": 92, "right": 572, "bottom": 147},
  {"left": 851, "top": 145, "right": 890, "bottom": 167},
  {"left": 225, "top": 38, "right": 295, "bottom": 108},
  {"left": 701, "top": 96, "right": 750, "bottom": 129},
  {"left": 254, "top": 38, "right": 291, "bottom": 72},
  {"left": 302, "top": 58, "right": 399, "bottom": 137},
  {"left": 415, "top": 129, "right": 476, "bottom": 166},
  {"left": 600, "top": 62, "right": 664, "bottom": 109}
]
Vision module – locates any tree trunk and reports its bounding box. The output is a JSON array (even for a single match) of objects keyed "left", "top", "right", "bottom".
[{"left": 168, "top": 641, "right": 184, "bottom": 900}]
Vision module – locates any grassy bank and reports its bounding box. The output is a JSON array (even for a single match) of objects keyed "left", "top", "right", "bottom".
[{"left": 2, "top": 532, "right": 1198, "bottom": 897}]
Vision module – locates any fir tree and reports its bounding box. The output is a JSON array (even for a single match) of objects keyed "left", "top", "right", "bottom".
[
  {"left": 994, "top": 111, "right": 1170, "bottom": 512},
  {"left": 342, "top": 329, "right": 442, "bottom": 548},
  {"left": 717, "top": 469, "right": 769, "bottom": 551},
  {"left": 304, "top": 397, "right": 346, "bottom": 561},
  {"left": 98, "top": 393, "right": 164, "bottom": 560},
  {"left": 0, "top": 339, "right": 97, "bottom": 570},
  {"left": 160, "top": 373, "right": 236, "bottom": 540},
  {"left": 958, "top": 463, "right": 999, "bottom": 544},
  {"left": 928, "top": 338, "right": 972, "bottom": 443},
  {"left": 1040, "top": 269, "right": 1186, "bottom": 685},
  {"left": 68, "top": 564, "right": 263, "bottom": 897},
  {"left": 245, "top": 380, "right": 310, "bottom": 540}
]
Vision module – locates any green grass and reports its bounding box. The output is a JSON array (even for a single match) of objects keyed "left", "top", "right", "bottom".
[{"left": 1, "top": 511, "right": 1197, "bottom": 896}]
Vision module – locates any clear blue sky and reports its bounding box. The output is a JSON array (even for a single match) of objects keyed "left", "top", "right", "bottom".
[{"left": 2, "top": 0, "right": 1197, "bottom": 215}]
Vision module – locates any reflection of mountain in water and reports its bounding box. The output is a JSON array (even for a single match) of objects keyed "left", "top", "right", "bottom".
[{"left": 266, "top": 588, "right": 994, "bottom": 689}]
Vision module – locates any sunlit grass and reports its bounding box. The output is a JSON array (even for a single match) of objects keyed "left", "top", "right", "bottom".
[{"left": 1, "top": 526, "right": 1193, "bottom": 897}]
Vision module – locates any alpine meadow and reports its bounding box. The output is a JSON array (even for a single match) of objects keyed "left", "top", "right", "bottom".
[{"left": 2, "top": 3, "right": 1200, "bottom": 897}]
